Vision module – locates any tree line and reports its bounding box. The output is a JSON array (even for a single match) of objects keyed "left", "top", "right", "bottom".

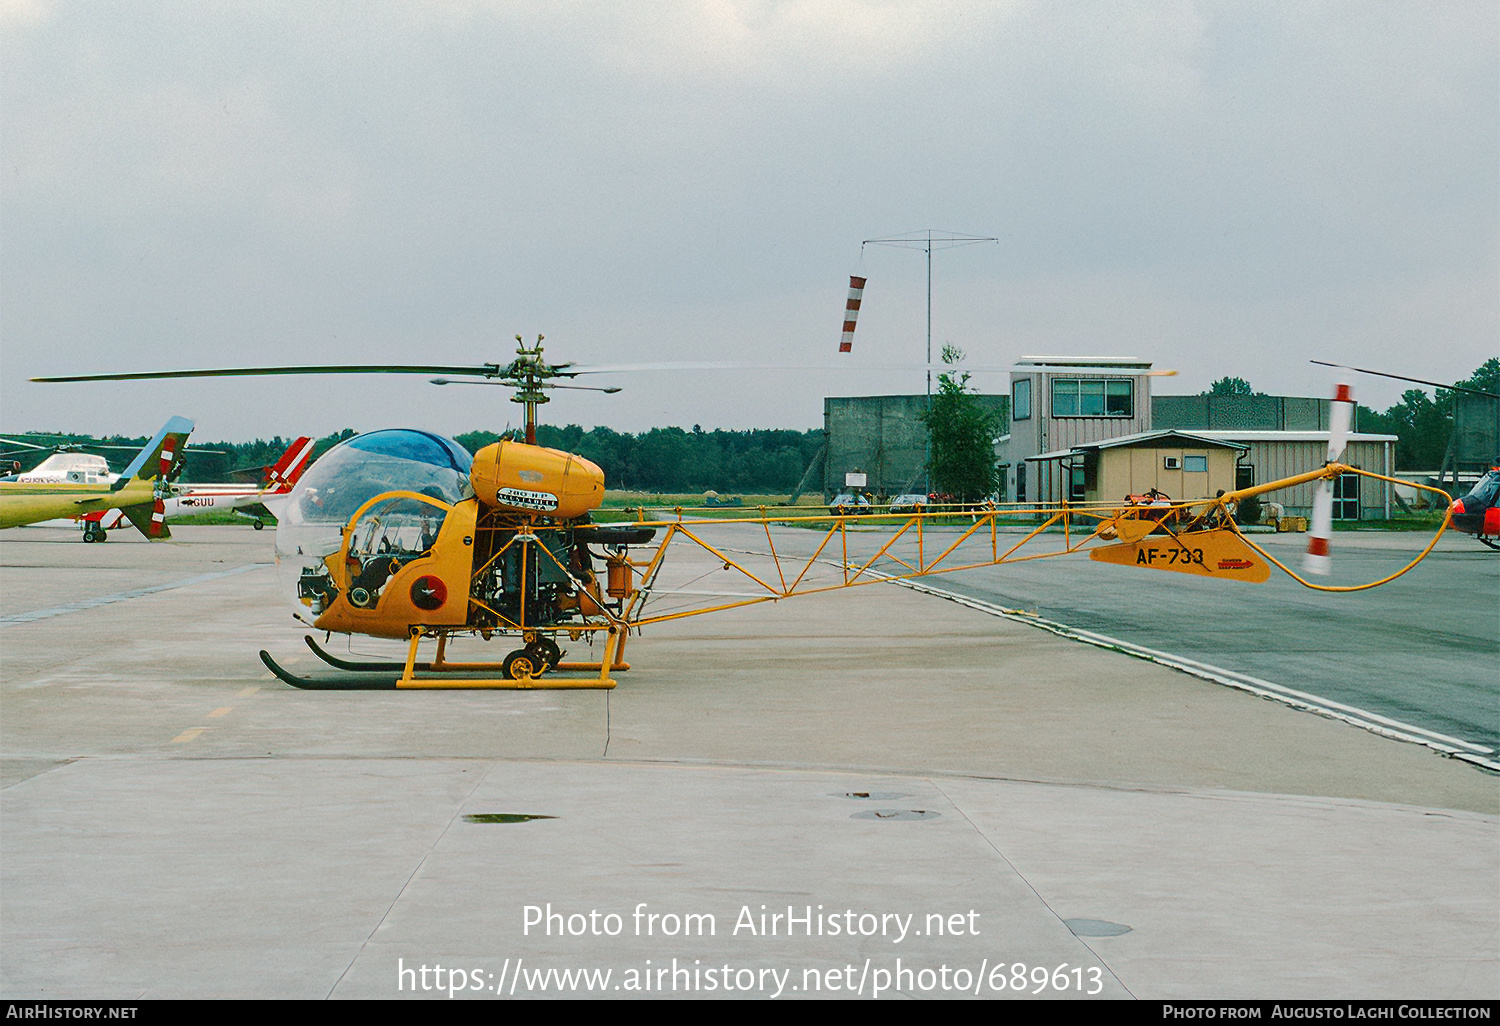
[
  {"left": 456, "top": 425, "right": 824, "bottom": 493},
  {"left": 11, "top": 424, "right": 824, "bottom": 494}
]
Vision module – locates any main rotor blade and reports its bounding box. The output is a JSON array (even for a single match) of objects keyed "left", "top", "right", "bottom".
[
  {"left": 1310, "top": 360, "right": 1500, "bottom": 399},
  {"left": 32, "top": 364, "right": 503, "bottom": 383},
  {"left": 561, "top": 360, "right": 1026, "bottom": 375}
]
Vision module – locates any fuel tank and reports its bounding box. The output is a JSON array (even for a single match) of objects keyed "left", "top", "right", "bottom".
[{"left": 470, "top": 440, "right": 605, "bottom": 519}]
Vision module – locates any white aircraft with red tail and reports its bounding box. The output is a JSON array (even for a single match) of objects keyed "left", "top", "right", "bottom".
[{"left": 79, "top": 436, "right": 315, "bottom": 542}]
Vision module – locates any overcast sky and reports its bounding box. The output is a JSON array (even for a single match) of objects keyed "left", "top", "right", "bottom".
[{"left": 2, "top": 0, "right": 1495, "bottom": 443}]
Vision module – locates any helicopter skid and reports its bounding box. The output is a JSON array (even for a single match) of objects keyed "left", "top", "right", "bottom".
[
  {"left": 264, "top": 627, "right": 628, "bottom": 690},
  {"left": 261, "top": 648, "right": 617, "bottom": 690},
  {"left": 302, "top": 633, "right": 631, "bottom": 676},
  {"left": 260, "top": 650, "right": 396, "bottom": 690}
]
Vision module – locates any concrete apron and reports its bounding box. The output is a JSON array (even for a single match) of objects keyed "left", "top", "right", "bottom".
[{"left": 1, "top": 527, "right": 1495, "bottom": 999}]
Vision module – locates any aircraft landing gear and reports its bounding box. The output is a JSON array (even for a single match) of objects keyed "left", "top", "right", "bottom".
[
  {"left": 273, "top": 632, "right": 620, "bottom": 690},
  {"left": 82, "top": 525, "right": 106, "bottom": 543},
  {"left": 502, "top": 650, "right": 541, "bottom": 681},
  {"left": 525, "top": 637, "right": 563, "bottom": 671}
]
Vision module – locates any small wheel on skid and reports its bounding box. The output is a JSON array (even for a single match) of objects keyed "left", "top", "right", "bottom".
[
  {"left": 525, "top": 637, "right": 563, "bottom": 671},
  {"left": 502, "top": 650, "right": 540, "bottom": 681}
]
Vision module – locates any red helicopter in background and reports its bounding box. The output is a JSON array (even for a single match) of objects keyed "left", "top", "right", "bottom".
[{"left": 1449, "top": 465, "right": 1500, "bottom": 549}]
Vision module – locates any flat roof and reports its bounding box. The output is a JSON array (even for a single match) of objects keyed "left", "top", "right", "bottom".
[
  {"left": 1016, "top": 355, "right": 1152, "bottom": 368},
  {"left": 1025, "top": 429, "right": 1248, "bottom": 462},
  {"left": 1193, "top": 430, "right": 1399, "bottom": 443}
]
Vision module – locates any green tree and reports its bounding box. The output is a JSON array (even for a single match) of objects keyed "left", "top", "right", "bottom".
[
  {"left": 922, "top": 345, "right": 999, "bottom": 501},
  {"left": 1203, "top": 376, "right": 1257, "bottom": 396},
  {"left": 1384, "top": 389, "right": 1450, "bottom": 469},
  {"left": 1458, "top": 357, "right": 1499, "bottom": 396}
]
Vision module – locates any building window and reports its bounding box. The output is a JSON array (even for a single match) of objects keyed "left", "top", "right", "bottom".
[
  {"left": 1334, "top": 472, "right": 1359, "bottom": 520},
  {"left": 1183, "top": 455, "right": 1207, "bottom": 473},
  {"left": 1051, "top": 378, "right": 1133, "bottom": 417},
  {"left": 1016, "top": 464, "right": 1026, "bottom": 504},
  {"left": 1068, "top": 465, "right": 1086, "bottom": 502},
  {"left": 1012, "top": 378, "right": 1031, "bottom": 421},
  {"left": 1236, "top": 464, "right": 1255, "bottom": 490}
]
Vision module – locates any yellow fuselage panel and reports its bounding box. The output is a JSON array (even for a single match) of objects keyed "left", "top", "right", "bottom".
[
  {"left": 0, "top": 480, "right": 153, "bottom": 529},
  {"left": 470, "top": 441, "right": 604, "bottom": 520},
  {"left": 313, "top": 498, "right": 479, "bottom": 639},
  {"left": 1089, "top": 529, "right": 1271, "bottom": 583}
]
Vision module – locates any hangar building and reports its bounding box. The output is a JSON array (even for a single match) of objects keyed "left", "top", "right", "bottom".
[
  {"left": 823, "top": 356, "right": 1399, "bottom": 519},
  {"left": 997, "top": 357, "right": 1395, "bottom": 519}
]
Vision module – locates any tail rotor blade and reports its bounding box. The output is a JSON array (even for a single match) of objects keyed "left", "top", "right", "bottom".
[
  {"left": 1304, "top": 483, "right": 1334, "bottom": 575},
  {"left": 1327, "top": 383, "right": 1354, "bottom": 462},
  {"left": 1304, "top": 382, "right": 1353, "bottom": 576},
  {"left": 150, "top": 498, "right": 166, "bottom": 537}
]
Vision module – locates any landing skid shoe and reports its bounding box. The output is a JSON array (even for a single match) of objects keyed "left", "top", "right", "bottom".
[{"left": 261, "top": 629, "right": 629, "bottom": 690}]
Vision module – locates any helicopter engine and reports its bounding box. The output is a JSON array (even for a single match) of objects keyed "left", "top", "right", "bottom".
[
  {"left": 469, "top": 439, "right": 605, "bottom": 519},
  {"left": 464, "top": 440, "right": 608, "bottom": 627}
]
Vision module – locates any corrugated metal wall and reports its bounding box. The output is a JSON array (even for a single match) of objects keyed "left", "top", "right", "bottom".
[
  {"left": 1236, "top": 438, "right": 1392, "bottom": 519},
  {"left": 1008, "top": 371, "right": 1154, "bottom": 504},
  {"left": 1154, "top": 395, "right": 1334, "bottom": 431},
  {"left": 1030, "top": 373, "right": 1152, "bottom": 453}
]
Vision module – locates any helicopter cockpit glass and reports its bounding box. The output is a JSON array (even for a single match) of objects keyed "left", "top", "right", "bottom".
[
  {"left": 275, "top": 429, "right": 473, "bottom": 623},
  {"left": 1465, "top": 468, "right": 1499, "bottom": 507}
]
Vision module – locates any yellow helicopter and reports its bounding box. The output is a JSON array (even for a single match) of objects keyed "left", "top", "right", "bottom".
[{"left": 34, "top": 341, "right": 1452, "bottom": 691}]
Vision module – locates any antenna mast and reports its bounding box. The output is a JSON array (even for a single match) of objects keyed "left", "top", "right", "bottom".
[{"left": 861, "top": 229, "right": 997, "bottom": 490}]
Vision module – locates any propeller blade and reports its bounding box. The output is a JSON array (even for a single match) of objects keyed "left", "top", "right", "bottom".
[
  {"left": 0, "top": 437, "right": 52, "bottom": 453},
  {"left": 1304, "top": 482, "right": 1335, "bottom": 575},
  {"left": 32, "top": 364, "right": 504, "bottom": 383},
  {"left": 1303, "top": 382, "right": 1354, "bottom": 576},
  {"left": 563, "top": 360, "right": 1027, "bottom": 375},
  {"left": 1326, "top": 383, "right": 1353, "bottom": 462},
  {"left": 1310, "top": 360, "right": 1500, "bottom": 399}
]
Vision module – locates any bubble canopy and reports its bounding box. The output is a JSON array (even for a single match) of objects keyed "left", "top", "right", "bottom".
[{"left": 275, "top": 430, "right": 474, "bottom": 619}]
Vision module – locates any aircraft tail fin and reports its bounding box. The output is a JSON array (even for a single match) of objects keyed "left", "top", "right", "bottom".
[
  {"left": 113, "top": 416, "right": 194, "bottom": 540},
  {"left": 115, "top": 417, "right": 195, "bottom": 485},
  {"left": 264, "top": 437, "right": 315, "bottom": 492},
  {"left": 119, "top": 503, "right": 170, "bottom": 541}
]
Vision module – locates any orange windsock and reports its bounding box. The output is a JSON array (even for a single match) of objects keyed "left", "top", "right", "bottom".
[{"left": 839, "top": 276, "right": 866, "bottom": 353}]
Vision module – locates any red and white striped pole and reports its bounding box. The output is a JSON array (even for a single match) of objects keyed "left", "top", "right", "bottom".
[{"left": 839, "top": 276, "right": 866, "bottom": 353}]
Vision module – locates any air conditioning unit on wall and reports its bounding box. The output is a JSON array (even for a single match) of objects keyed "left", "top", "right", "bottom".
[{"left": 1162, "top": 456, "right": 1181, "bottom": 470}]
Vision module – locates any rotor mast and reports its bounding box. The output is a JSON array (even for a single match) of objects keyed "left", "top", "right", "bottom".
[{"left": 508, "top": 335, "right": 549, "bottom": 445}]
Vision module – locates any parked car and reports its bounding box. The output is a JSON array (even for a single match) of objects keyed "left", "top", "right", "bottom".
[
  {"left": 888, "top": 493, "right": 928, "bottom": 513},
  {"left": 828, "top": 492, "right": 872, "bottom": 515}
]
